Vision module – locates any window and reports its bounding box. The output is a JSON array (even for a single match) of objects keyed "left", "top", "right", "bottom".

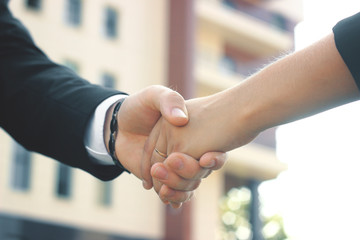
[
  {"left": 222, "top": 43, "right": 268, "bottom": 77},
  {"left": 55, "top": 163, "right": 72, "bottom": 198},
  {"left": 104, "top": 7, "right": 119, "bottom": 39},
  {"left": 271, "top": 13, "right": 288, "bottom": 31},
  {"left": 101, "top": 73, "right": 116, "bottom": 88},
  {"left": 65, "top": 0, "right": 82, "bottom": 26},
  {"left": 10, "top": 142, "right": 32, "bottom": 191},
  {"left": 98, "top": 182, "right": 112, "bottom": 206},
  {"left": 219, "top": 56, "right": 238, "bottom": 74},
  {"left": 25, "top": 0, "right": 41, "bottom": 11}
]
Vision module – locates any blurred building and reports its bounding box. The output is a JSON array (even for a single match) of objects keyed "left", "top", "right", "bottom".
[{"left": 0, "top": 0, "right": 302, "bottom": 239}]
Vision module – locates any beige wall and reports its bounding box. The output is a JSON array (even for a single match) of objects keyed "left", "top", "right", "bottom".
[
  {"left": 0, "top": 131, "right": 165, "bottom": 238},
  {"left": 9, "top": 0, "right": 167, "bottom": 93},
  {"left": 1, "top": 0, "right": 301, "bottom": 239},
  {"left": 193, "top": 171, "right": 225, "bottom": 240},
  {"left": 2, "top": 0, "right": 168, "bottom": 238}
]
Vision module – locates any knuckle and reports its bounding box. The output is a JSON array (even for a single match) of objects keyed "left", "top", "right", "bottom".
[
  {"left": 168, "top": 152, "right": 185, "bottom": 161},
  {"left": 189, "top": 168, "right": 205, "bottom": 180},
  {"left": 147, "top": 85, "right": 163, "bottom": 93},
  {"left": 153, "top": 179, "right": 162, "bottom": 193},
  {"left": 143, "top": 139, "right": 153, "bottom": 156},
  {"left": 164, "top": 90, "right": 184, "bottom": 104}
]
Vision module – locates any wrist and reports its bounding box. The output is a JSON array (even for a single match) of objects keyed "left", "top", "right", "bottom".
[
  {"left": 184, "top": 93, "right": 250, "bottom": 154},
  {"left": 85, "top": 95, "right": 126, "bottom": 165},
  {"left": 216, "top": 83, "right": 264, "bottom": 146},
  {"left": 104, "top": 98, "right": 129, "bottom": 172},
  {"left": 104, "top": 102, "right": 118, "bottom": 153}
]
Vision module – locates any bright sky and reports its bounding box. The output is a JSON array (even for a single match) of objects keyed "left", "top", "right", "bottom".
[{"left": 259, "top": 1, "right": 360, "bottom": 239}]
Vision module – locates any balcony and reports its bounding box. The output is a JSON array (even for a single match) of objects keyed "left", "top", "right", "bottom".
[
  {"left": 196, "top": 0, "right": 294, "bottom": 56},
  {"left": 221, "top": 0, "right": 296, "bottom": 33},
  {"left": 195, "top": 48, "right": 271, "bottom": 94},
  {"left": 225, "top": 142, "right": 287, "bottom": 181},
  {"left": 195, "top": 53, "right": 243, "bottom": 95}
]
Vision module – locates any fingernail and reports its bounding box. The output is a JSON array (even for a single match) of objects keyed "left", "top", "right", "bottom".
[
  {"left": 153, "top": 166, "right": 168, "bottom": 180},
  {"left": 171, "top": 108, "right": 187, "bottom": 119},
  {"left": 205, "top": 159, "right": 215, "bottom": 168},
  {"left": 171, "top": 203, "right": 182, "bottom": 209}
]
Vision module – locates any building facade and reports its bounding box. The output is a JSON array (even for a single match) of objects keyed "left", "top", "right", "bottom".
[{"left": 0, "top": 0, "right": 302, "bottom": 239}]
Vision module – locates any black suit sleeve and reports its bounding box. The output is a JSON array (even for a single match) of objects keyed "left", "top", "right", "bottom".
[
  {"left": 333, "top": 12, "right": 360, "bottom": 90},
  {"left": 0, "top": 2, "right": 125, "bottom": 180}
]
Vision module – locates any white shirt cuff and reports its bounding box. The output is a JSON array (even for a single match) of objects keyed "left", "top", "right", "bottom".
[{"left": 84, "top": 94, "right": 127, "bottom": 165}]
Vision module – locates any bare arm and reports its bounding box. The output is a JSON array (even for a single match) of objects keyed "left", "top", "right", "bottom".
[
  {"left": 143, "top": 33, "right": 360, "bottom": 183},
  {"left": 237, "top": 33, "right": 359, "bottom": 134}
]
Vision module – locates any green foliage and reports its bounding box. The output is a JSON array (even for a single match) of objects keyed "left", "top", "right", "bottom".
[{"left": 219, "top": 187, "right": 288, "bottom": 240}]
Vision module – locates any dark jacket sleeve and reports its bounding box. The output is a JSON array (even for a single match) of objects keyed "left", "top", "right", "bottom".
[
  {"left": 0, "top": 2, "right": 125, "bottom": 180},
  {"left": 333, "top": 12, "right": 360, "bottom": 91}
]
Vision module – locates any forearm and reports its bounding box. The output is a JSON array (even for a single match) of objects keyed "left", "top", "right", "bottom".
[
  {"left": 219, "top": 33, "right": 359, "bottom": 144},
  {"left": 0, "top": 4, "right": 124, "bottom": 180},
  {"left": 170, "top": 33, "right": 359, "bottom": 158}
]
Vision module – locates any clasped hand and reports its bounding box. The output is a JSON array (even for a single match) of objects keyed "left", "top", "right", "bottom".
[
  {"left": 140, "top": 92, "right": 260, "bottom": 207},
  {"left": 110, "top": 86, "right": 227, "bottom": 208}
]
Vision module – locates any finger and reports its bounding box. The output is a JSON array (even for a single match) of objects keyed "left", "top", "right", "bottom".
[
  {"left": 141, "top": 120, "right": 162, "bottom": 189},
  {"left": 199, "top": 152, "right": 228, "bottom": 170},
  {"left": 169, "top": 191, "right": 194, "bottom": 208},
  {"left": 159, "top": 90, "right": 188, "bottom": 126},
  {"left": 151, "top": 162, "right": 202, "bottom": 191},
  {"left": 141, "top": 139, "right": 154, "bottom": 189},
  {"left": 151, "top": 151, "right": 168, "bottom": 196},
  {"left": 170, "top": 203, "right": 182, "bottom": 209},
  {"left": 152, "top": 178, "right": 163, "bottom": 195},
  {"left": 151, "top": 159, "right": 168, "bottom": 195},
  {"left": 147, "top": 122, "right": 168, "bottom": 190},
  {"left": 166, "top": 152, "right": 209, "bottom": 180},
  {"left": 159, "top": 185, "right": 193, "bottom": 204},
  {"left": 146, "top": 86, "right": 188, "bottom": 126}
]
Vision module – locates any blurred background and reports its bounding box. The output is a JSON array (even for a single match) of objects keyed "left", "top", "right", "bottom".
[{"left": 0, "top": 0, "right": 359, "bottom": 239}]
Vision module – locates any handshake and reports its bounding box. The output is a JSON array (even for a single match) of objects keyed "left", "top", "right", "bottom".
[
  {"left": 103, "top": 33, "right": 360, "bottom": 208},
  {"left": 104, "top": 85, "right": 232, "bottom": 209}
]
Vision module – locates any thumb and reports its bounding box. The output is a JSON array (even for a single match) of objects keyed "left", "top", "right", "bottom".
[{"left": 152, "top": 86, "right": 189, "bottom": 126}]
